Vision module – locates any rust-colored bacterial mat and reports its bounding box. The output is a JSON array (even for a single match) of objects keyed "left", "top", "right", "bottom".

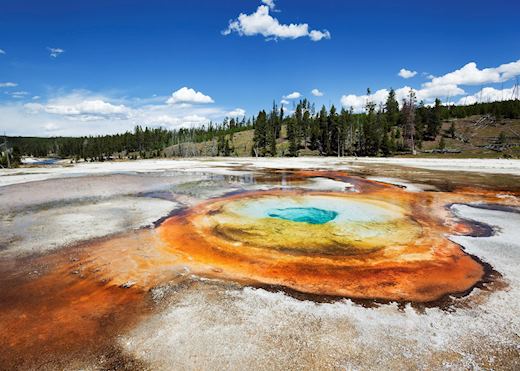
[
  {"left": 0, "top": 170, "right": 518, "bottom": 368},
  {"left": 157, "top": 173, "right": 507, "bottom": 303}
]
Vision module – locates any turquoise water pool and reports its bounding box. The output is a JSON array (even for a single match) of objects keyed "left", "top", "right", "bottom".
[{"left": 267, "top": 207, "right": 338, "bottom": 224}]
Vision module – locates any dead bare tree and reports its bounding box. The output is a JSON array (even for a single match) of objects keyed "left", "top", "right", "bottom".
[
  {"left": 1, "top": 133, "right": 11, "bottom": 168},
  {"left": 401, "top": 89, "right": 416, "bottom": 154}
]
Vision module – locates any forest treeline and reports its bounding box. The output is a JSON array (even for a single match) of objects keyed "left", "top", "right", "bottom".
[
  {"left": 253, "top": 90, "right": 520, "bottom": 157},
  {"left": 3, "top": 117, "right": 252, "bottom": 164},
  {"left": 2, "top": 92, "right": 520, "bottom": 166}
]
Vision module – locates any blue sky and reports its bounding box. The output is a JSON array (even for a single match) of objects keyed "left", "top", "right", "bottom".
[{"left": 1, "top": 0, "right": 519, "bottom": 136}]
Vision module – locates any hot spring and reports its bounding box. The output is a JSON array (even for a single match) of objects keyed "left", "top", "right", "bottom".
[
  {"left": 267, "top": 207, "right": 338, "bottom": 224},
  {"left": 158, "top": 187, "right": 487, "bottom": 302}
]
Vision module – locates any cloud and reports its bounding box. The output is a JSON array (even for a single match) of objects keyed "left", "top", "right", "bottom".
[
  {"left": 153, "top": 114, "right": 209, "bottom": 128},
  {"left": 261, "top": 0, "right": 276, "bottom": 10},
  {"left": 283, "top": 91, "right": 301, "bottom": 99},
  {"left": 24, "top": 92, "right": 131, "bottom": 121},
  {"left": 43, "top": 122, "right": 60, "bottom": 132},
  {"left": 166, "top": 87, "right": 214, "bottom": 105},
  {"left": 280, "top": 99, "right": 290, "bottom": 105},
  {"left": 340, "top": 83, "right": 465, "bottom": 113},
  {"left": 7, "top": 91, "right": 30, "bottom": 99},
  {"left": 0, "top": 49, "right": 5, "bottom": 55},
  {"left": 140, "top": 104, "right": 230, "bottom": 130},
  {"left": 223, "top": 3, "right": 330, "bottom": 42},
  {"left": 0, "top": 82, "right": 17, "bottom": 88},
  {"left": 227, "top": 108, "right": 246, "bottom": 117},
  {"left": 47, "top": 47, "right": 65, "bottom": 58},
  {"left": 309, "top": 30, "right": 331, "bottom": 42},
  {"left": 398, "top": 68, "right": 417, "bottom": 79},
  {"left": 311, "top": 88, "right": 324, "bottom": 97},
  {"left": 426, "top": 60, "right": 520, "bottom": 87},
  {"left": 457, "top": 86, "right": 519, "bottom": 105},
  {"left": 182, "top": 114, "right": 208, "bottom": 125},
  {"left": 1, "top": 89, "right": 241, "bottom": 136},
  {"left": 339, "top": 59, "right": 520, "bottom": 112},
  {"left": 341, "top": 89, "right": 394, "bottom": 113}
]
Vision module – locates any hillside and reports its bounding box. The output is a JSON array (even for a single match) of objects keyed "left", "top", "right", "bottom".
[
  {"left": 4, "top": 100, "right": 520, "bottom": 166},
  {"left": 411, "top": 115, "right": 520, "bottom": 158},
  {"left": 164, "top": 114, "right": 520, "bottom": 159}
]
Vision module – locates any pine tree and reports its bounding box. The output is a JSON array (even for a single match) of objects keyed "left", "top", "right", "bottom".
[
  {"left": 318, "top": 105, "right": 329, "bottom": 155},
  {"left": 381, "top": 132, "right": 391, "bottom": 157},
  {"left": 385, "top": 88, "right": 400, "bottom": 130},
  {"left": 363, "top": 89, "right": 379, "bottom": 156},
  {"left": 425, "top": 98, "right": 442, "bottom": 139},
  {"left": 302, "top": 102, "right": 311, "bottom": 148},
  {"left": 287, "top": 118, "right": 299, "bottom": 157},
  {"left": 252, "top": 110, "right": 268, "bottom": 156},
  {"left": 295, "top": 101, "right": 303, "bottom": 147},
  {"left": 328, "top": 105, "right": 339, "bottom": 156},
  {"left": 414, "top": 101, "right": 425, "bottom": 147}
]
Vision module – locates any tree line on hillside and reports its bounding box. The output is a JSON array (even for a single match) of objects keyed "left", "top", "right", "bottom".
[
  {"left": 253, "top": 90, "right": 520, "bottom": 157},
  {"left": 4, "top": 117, "right": 252, "bottom": 163},
  {"left": 2, "top": 94, "right": 520, "bottom": 165}
]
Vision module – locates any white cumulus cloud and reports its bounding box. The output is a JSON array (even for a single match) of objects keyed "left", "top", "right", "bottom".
[
  {"left": 1, "top": 89, "right": 242, "bottom": 136},
  {"left": 398, "top": 68, "right": 417, "bottom": 79},
  {"left": 25, "top": 92, "right": 131, "bottom": 121},
  {"left": 283, "top": 91, "right": 301, "bottom": 100},
  {"left": 457, "top": 87, "right": 519, "bottom": 105},
  {"left": 340, "top": 89, "right": 394, "bottom": 113},
  {"left": 339, "top": 59, "right": 520, "bottom": 112},
  {"left": 182, "top": 114, "right": 208, "bottom": 125},
  {"left": 261, "top": 0, "right": 276, "bottom": 10},
  {"left": 47, "top": 47, "right": 65, "bottom": 58},
  {"left": 223, "top": 3, "right": 330, "bottom": 42},
  {"left": 426, "top": 60, "right": 520, "bottom": 87},
  {"left": 227, "top": 108, "right": 246, "bottom": 117},
  {"left": 166, "top": 87, "right": 214, "bottom": 105},
  {"left": 311, "top": 88, "right": 324, "bottom": 97},
  {"left": 151, "top": 114, "right": 211, "bottom": 129},
  {"left": 0, "top": 82, "right": 17, "bottom": 88},
  {"left": 340, "top": 83, "right": 465, "bottom": 113},
  {"left": 309, "top": 30, "right": 331, "bottom": 42}
]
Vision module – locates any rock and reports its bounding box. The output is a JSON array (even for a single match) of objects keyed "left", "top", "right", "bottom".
[{"left": 120, "top": 280, "right": 136, "bottom": 289}]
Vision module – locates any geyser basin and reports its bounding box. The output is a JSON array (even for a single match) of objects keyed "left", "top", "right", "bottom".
[
  {"left": 158, "top": 188, "right": 486, "bottom": 302},
  {"left": 267, "top": 207, "right": 338, "bottom": 224}
]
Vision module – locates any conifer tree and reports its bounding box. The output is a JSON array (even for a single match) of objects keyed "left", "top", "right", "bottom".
[
  {"left": 318, "top": 105, "right": 329, "bottom": 155},
  {"left": 425, "top": 98, "right": 442, "bottom": 139},
  {"left": 328, "top": 105, "right": 339, "bottom": 156},
  {"left": 287, "top": 118, "right": 299, "bottom": 157},
  {"left": 363, "top": 89, "right": 380, "bottom": 156},
  {"left": 302, "top": 102, "right": 311, "bottom": 148},
  {"left": 385, "top": 88, "right": 400, "bottom": 130},
  {"left": 252, "top": 110, "right": 268, "bottom": 156}
]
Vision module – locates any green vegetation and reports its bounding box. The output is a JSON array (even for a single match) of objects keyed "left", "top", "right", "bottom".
[
  {"left": 3, "top": 97, "right": 520, "bottom": 165},
  {"left": 252, "top": 92, "right": 520, "bottom": 158}
]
